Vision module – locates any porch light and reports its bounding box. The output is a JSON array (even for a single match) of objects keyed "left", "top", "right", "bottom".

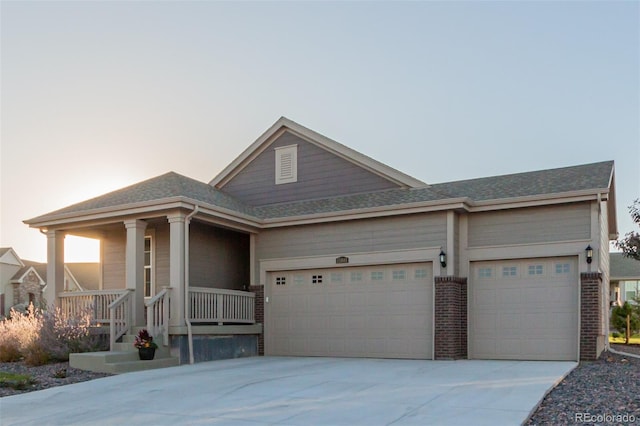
[
  {"left": 439, "top": 250, "right": 447, "bottom": 268},
  {"left": 585, "top": 245, "right": 593, "bottom": 264}
]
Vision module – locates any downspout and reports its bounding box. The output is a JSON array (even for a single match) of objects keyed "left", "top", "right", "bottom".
[{"left": 184, "top": 205, "right": 199, "bottom": 364}]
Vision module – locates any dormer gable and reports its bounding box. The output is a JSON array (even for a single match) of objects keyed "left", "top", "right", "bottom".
[{"left": 210, "top": 117, "right": 426, "bottom": 206}]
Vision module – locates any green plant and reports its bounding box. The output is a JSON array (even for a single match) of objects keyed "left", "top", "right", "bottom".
[
  {"left": 0, "top": 372, "right": 36, "bottom": 390},
  {"left": 133, "top": 329, "right": 158, "bottom": 349},
  {"left": 612, "top": 332, "right": 621, "bottom": 339},
  {"left": 611, "top": 302, "right": 640, "bottom": 344}
]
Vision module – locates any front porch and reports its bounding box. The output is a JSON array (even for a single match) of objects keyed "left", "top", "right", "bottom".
[{"left": 62, "top": 286, "right": 261, "bottom": 372}]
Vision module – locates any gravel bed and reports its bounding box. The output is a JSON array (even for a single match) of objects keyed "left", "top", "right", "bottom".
[
  {"left": 0, "top": 361, "right": 111, "bottom": 398},
  {"left": 527, "top": 350, "right": 640, "bottom": 425}
]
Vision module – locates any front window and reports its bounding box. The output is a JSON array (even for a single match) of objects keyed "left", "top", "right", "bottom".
[{"left": 144, "top": 236, "right": 154, "bottom": 297}]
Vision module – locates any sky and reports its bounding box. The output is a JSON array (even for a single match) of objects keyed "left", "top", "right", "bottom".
[{"left": 1, "top": 1, "right": 638, "bottom": 263}]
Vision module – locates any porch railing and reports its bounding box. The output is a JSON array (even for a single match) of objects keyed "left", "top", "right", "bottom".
[
  {"left": 108, "top": 290, "right": 134, "bottom": 351},
  {"left": 59, "top": 290, "right": 127, "bottom": 324},
  {"left": 145, "top": 287, "right": 171, "bottom": 346},
  {"left": 189, "top": 287, "right": 255, "bottom": 324}
]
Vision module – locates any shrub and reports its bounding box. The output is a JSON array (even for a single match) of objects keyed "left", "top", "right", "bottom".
[
  {"left": 0, "top": 303, "right": 108, "bottom": 365},
  {"left": 0, "top": 304, "right": 42, "bottom": 362},
  {"left": 0, "top": 372, "right": 36, "bottom": 390}
]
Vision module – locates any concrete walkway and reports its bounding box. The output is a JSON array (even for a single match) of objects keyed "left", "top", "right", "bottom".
[{"left": 0, "top": 357, "right": 575, "bottom": 426}]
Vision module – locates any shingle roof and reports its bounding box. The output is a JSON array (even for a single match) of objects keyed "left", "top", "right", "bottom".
[
  {"left": 28, "top": 172, "right": 255, "bottom": 220},
  {"left": 253, "top": 161, "right": 614, "bottom": 219},
  {"left": 611, "top": 253, "right": 640, "bottom": 279},
  {"left": 429, "top": 161, "right": 614, "bottom": 202},
  {"left": 26, "top": 161, "right": 614, "bottom": 223}
]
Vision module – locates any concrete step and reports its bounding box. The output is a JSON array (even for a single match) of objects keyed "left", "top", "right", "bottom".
[
  {"left": 112, "top": 341, "right": 171, "bottom": 357},
  {"left": 70, "top": 350, "right": 179, "bottom": 374}
]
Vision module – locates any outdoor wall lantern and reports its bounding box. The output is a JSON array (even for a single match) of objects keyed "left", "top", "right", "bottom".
[
  {"left": 585, "top": 245, "right": 593, "bottom": 264},
  {"left": 439, "top": 250, "right": 447, "bottom": 268}
]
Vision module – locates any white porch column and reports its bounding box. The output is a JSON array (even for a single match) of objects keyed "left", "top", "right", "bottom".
[
  {"left": 125, "top": 219, "right": 147, "bottom": 326},
  {"left": 168, "top": 214, "right": 186, "bottom": 327},
  {"left": 44, "top": 230, "right": 65, "bottom": 308}
]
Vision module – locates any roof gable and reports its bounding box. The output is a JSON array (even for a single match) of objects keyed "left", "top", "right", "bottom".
[
  {"left": 11, "top": 265, "right": 46, "bottom": 286},
  {"left": 217, "top": 129, "right": 407, "bottom": 206},
  {"left": 0, "top": 247, "right": 24, "bottom": 267},
  {"left": 210, "top": 117, "right": 426, "bottom": 191}
]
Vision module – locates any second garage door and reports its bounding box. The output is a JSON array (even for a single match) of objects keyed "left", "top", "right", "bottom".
[
  {"left": 470, "top": 257, "right": 578, "bottom": 361},
  {"left": 266, "top": 263, "right": 433, "bottom": 359}
]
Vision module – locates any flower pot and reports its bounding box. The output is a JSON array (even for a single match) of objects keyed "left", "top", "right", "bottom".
[{"left": 138, "top": 347, "right": 156, "bottom": 360}]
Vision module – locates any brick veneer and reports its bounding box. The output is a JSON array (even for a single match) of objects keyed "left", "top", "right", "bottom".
[
  {"left": 434, "top": 276, "right": 467, "bottom": 359},
  {"left": 248, "top": 285, "right": 264, "bottom": 355},
  {"left": 580, "top": 272, "right": 603, "bottom": 361}
]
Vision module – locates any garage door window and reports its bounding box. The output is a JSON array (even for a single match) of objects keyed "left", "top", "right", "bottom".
[
  {"left": 392, "top": 270, "right": 406, "bottom": 280},
  {"left": 371, "top": 271, "right": 384, "bottom": 281},
  {"left": 502, "top": 266, "right": 517, "bottom": 277},
  {"left": 276, "top": 276, "right": 287, "bottom": 286},
  {"left": 330, "top": 272, "right": 342, "bottom": 283},
  {"left": 555, "top": 263, "right": 570, "bottom": 274},
  {"left": 415, "top": 269, "right": 428, "bottom": 279},
  {"left": 478, "top": 267, "right": 492, "bottom": 278},
  {"left": 528, "top": 265, "right": 544, "bottom": 275},
  {"left": 294, "top": 275, "right": 305, "bottom": 285},
  {"left": 350, "top": 272, "right": 363, "bottom": 282},
  {"left": 312, "top": 275, "right": 323, "bottom": 284}
]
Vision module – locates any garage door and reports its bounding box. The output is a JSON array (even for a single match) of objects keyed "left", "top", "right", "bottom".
[
  {"left": 470, "top": 257, "right": 578, "bottom": 361},
  {"left": 266, "top": 263, "right": 432, "bottom": 359}
]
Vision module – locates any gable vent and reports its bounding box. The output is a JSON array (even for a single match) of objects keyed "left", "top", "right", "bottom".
[{"left": 275, "top": 145, "right": 297, "bottom": 184}]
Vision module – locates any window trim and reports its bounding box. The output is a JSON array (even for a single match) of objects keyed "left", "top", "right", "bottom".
[{"left": 144, "top": 232, "right": 155, "bottom": 298}]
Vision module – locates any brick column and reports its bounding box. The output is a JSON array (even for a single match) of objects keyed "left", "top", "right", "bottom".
[
  {"left": 580, "top": 272, "right": 603, "bottom": 361},
  {"left": 249, "top": 285, "right": 264, "bottom": 355},
  {"left": 434, "top": 276, "right": 467, "bottom": 359}
]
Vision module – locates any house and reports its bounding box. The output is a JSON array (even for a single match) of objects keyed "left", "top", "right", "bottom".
[
  {"left": 610, "top": 253, "right": 640, "bottom": 305},
  {"left": 24, "top": 117, "right": 617, "bottom": 362},
  {"left": 0, "top": 247, "right": 99, "bottom": 316}
]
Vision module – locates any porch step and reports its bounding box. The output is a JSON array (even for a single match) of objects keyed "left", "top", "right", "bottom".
[{"left": 70, "top": 350, "right": 179, "bottom": 374}]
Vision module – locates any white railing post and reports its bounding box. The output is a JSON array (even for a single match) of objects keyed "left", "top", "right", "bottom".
[{"left": 144, "top": 287, "right": 171, "bottom": 347}]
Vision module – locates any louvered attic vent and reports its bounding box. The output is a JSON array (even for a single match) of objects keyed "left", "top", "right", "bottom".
[{"left": 275, "top": 145, "right": 297, "bottom": 184}]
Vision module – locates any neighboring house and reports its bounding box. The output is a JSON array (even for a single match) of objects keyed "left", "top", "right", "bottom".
[
  {"left": 610, "top": 253, "right": 640, "bottom": 305},
  {"left": 24, "top": 117, "right": 617, "bottom": 362},
  {"left": 0, "top": 247, "right": 99, "bottom": 316}
]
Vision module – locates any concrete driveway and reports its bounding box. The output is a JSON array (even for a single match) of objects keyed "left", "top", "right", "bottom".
[{"left": 0, "top": 357, "right": 575, "bottom": 426}]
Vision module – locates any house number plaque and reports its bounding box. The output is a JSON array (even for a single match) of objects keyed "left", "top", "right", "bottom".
[{"left": 336, "top": 256, "right": 349, "bottom": 264}]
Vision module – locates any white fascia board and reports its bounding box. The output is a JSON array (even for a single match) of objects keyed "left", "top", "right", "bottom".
[
  {"left": 209, "top": 117, "right": 427, "bottom": 189},
  {"left": 0, "top": 248, "right": 25, "bottom": 267},
  {"left": 466, "top": 189, "right": 609, "bottom": 212}
]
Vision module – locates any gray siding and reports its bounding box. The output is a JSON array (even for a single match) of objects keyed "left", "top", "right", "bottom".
[
  {"left": 256, "top": 213, "right": 446, "bottom": 272},
  {"left": 102, "top": 230, "right": 125, "bottom": 290},
  {"left": 221, "top": 131, "right": 399, "bottom": 206},
  {"left": 468, "top": 203, "right": 591, "bottom": 247},
  {"left": 189, "top": 222, "right": 249, "bottom": 290},
  {"left": 453, "top": 213, "right": 460, "bottom": 277},
  {"left": 154, "top": 224, "right": 170, "bottom": 289}
]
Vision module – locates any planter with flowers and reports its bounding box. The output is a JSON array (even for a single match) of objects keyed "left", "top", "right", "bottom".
[{"left": 133, "top": 329, "right": 158, "bottom": 360}]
